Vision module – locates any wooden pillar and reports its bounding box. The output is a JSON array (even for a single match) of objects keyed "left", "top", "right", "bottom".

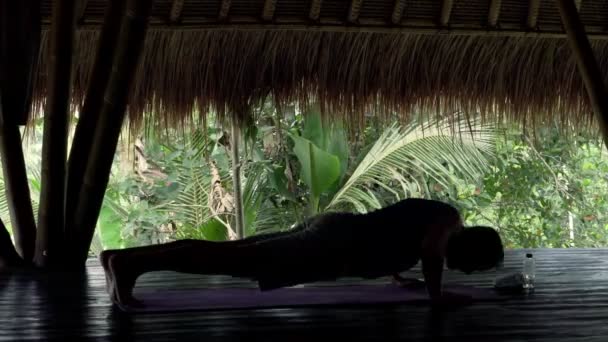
[
  {"left": 391, "top": 0, "right": 406, "bottom": 25},
  {"left": 218, "top": 0, "right": 231, "bottom": 21},
  {"left": 262, "top": 0, "right": 276, "bottom": 21},
  {"left": 309, "top": 0, "right": 322, "bottom": 21},
  {"left": 527, "top": 0, "right": 541, "bottom": 29},
  {"left": 65, "top": 0, "right": 125, "bottom": 251},
  {"left": 169, "top": 0, "right": 184, "bottom": 22},
  {"left": 0, "top": 0, "right": 41, "bottom": 126},
  {"left": 0, "top": 94, "right": 36, "bottom": 264},
  {"left": 70, "top": 0, "right": 154, "bottom": 266},
  {"left": 35, "top": 0, "right": 76, "bottom": 268},
  {"left": 0, "top": 1, "right": 40, "bottom": 263},
  {"left": 488, "top": 0, "right": 502, "bottom": 28},
  {"left": 77, "top": 0, "right": 88, "bottom": 23},
  {"left": 439, "top": 0, "right": 453, "bottom": 27},
  {"left": 347, "top": 0, "right": 363, "bottom": 23},
  {"left": 0, "top": 217, "right": 25, "bottom": 268},
  {"left": 556, "top": 0, "right": 608, "bottom": 149}
]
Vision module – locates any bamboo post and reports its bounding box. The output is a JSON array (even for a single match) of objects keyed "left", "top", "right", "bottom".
[
  {"left": 218, "top": 0, "right": 231, "bottom": 21},
  {"left": 70, "top": 0, "right": 154, "bottom": 267},
  {"left": 169, "top": 0, "right": 184, "bottom": 22},
  {"left": 391, "top": 0, "right": 406, "bottom": 25},
  {"left": 309, "top": 0, "right": 322, "bottom": 21},
  {"left": 35, "top": 0, "right": 77, "bottom": 268},
  {"left": 527, "top": 0, "right": 541, "bottom": 29},
  {"left": 347, "top": 0, "right": 363, "bottom": 23},
  {"left": 488, "top": 0, "right": 502, "bottom": 28},
  {"left": 261, "top": 0, "right": 276, "bottom": 21},
  {"left": 0, "top": 96, "right": 37, "bottom": 263},
  {"left": 0, "top": 1, "right": 40, "bottom": 262},
  {"left": 439, "top": 0, "right": 454, "bottom": 27},
  {"left": 0, "top": 0, "right": 41, "bottom": 126},
  {"left": 65, "top": 0, "right": 125, "bottom": 245},
  {"left": 231, "top": 122, "right": 244, "bottom": 239},
  {"left": 0, "top": 218, "right": 25, "bottom": 268},
  {"left": 77, "top": 0, "right": 88, "bottom": 23},
  {"left": 556, "top": 0, "right": 608, "bottom": 148}
]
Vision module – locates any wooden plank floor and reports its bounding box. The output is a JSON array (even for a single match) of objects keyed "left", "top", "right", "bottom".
[{"left": 1, "top": 249, "right": 608, "bottom": 341}]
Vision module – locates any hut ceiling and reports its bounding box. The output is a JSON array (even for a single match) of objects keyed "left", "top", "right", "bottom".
[{"left": 31, "top": 0, "right": 608, "bottom": 129}]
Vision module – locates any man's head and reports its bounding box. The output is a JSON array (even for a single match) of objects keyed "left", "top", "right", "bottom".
[{"left": 446, "top": 226, "right": 504, "bottom": 274}]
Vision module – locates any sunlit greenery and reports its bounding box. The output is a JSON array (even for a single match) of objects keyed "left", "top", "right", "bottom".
[{"left": 1, "top": 108, "right": 608, "bottom": 253}]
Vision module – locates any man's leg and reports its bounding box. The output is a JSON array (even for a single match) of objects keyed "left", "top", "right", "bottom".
[
  {"left": 99, "top": 227, "right": 303, "bottom": 293},
  {"left": 101, "top": 225, "right": 306, "bottom": 271},
  {"left": 106, "top": 239, "right": 266, "bottom": 306}
]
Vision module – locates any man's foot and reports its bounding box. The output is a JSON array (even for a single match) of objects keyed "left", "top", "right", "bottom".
[
  {"left": 107, "top": 253, "right": 144, "bottom": 308},
  {"left": 100, "top": 250, "right": 118, "bottom": 295}
]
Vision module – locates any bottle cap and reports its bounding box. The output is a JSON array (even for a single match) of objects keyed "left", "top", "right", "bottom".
[{"left": 526, "top": 253, "right": 533, "bottom": 258}]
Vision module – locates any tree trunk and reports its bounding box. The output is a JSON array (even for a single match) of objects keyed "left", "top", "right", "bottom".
[
  {"left": 35, "top": 0, "right": 77, "bottom": 268},
  {"left": 69, "top": 0, "right": 154, "bottom": 268},
  {"left": 231, "top": 122, "right": 245, "bottom": 239}
]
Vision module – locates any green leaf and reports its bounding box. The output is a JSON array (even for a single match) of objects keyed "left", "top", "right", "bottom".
[
  {"left": 267, "top": 165, "right": 296, "bottom": 201},
  {"left": 97, "top": 207, "right": 123, "bottom": 249},
  {"left": 290, "top": 134, "right": 341, "bottom": 212},
  {"left": 200, "top": 218, "right": 228, "bottom": 241},
  {"left": 327, "top": 124, "right": 349, "bottom": 180},
  {"left": 301, "top": 107, "right": 325, "bottom": 149}
]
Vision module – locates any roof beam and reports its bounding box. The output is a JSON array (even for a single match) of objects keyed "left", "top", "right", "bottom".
[
  {"left": 527, "top": 0, "right": 541, "bottom": 29},
  {"left": 439, "top": 0, "right": 453, "bottom": 26},
  {"left": 262, "top": 0, "right": 277, "bottom": 21},
  {"left": 169, "top": 0, "right": 185, "bottom": 23},
  {"left": 347, "top": 0, "right": 363, "bottom": 23},
  {"left": 46, "top": 23, "right": 608, "bottom": 40},
  {"left": 488, "top": 0, "right": 502, "bottom": 28},
  {"left": 391, "top": 0, "right": 406, "bottom": 24},
  {"left": 309, "top": 0, "right": 323, "bottom": 21},
  {"left": 218, "top": 0, "right": 231, "bottom": 21}
]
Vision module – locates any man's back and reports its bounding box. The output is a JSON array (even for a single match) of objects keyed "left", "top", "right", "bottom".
[{"left": 323, "top": 198, "right": 462, "bottom": 279}]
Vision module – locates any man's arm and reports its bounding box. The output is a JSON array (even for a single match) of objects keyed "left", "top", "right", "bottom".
[
  {"left": 419, "top": 218, "right": 472, "bottom": 307},
  {"left": 421, "top": 255, "right": 444, "bottom": 300}
]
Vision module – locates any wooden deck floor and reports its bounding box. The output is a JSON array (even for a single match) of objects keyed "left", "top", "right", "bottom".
[{"left": 1, "top": 249, "right": 608, "bottom": 341}]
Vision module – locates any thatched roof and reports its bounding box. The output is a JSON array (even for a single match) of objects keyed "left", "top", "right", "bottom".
[{"left": 33, "top": 0, "right": 608, "bottom": 129}]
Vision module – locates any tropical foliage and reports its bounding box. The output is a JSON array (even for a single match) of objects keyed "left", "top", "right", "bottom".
[{"left": 1, "top": 109, "right": 608, "bottom": 253}]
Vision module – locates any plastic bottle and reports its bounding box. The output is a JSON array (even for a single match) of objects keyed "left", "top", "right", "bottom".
[{"left": 522, "top": 253, "right": 535, "bottom": 290}]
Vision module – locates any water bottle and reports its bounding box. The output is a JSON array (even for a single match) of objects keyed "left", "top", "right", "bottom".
[{"left": 522, "top": 253, "right": 535, "bottom": 290}]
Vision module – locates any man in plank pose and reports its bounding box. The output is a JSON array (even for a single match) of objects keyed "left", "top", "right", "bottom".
[{"left": 101, "top": 198, "right": 504, "bottom": 307}]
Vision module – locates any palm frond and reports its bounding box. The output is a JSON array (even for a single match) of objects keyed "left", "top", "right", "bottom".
[
  {"left": 326, "top": 116, "right": 496, "bottom": 212},
  {"left": 168, "top": 165, "right": 214, "bottom": 229}
]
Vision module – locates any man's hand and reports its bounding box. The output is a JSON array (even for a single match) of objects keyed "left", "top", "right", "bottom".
[
  {"left": 421, "top": 255, "right": 444, "bottom": 299},
  {"left": 392, "top": 274, "right": 426, "bottom": 289}
]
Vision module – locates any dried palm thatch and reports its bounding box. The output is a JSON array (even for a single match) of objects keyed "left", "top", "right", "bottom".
[{"left": 32, "top": 29, "right": 608, "bottom": 132}]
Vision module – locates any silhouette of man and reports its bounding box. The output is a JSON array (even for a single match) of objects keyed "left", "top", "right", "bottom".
[{"left": 101, "top": 198, "right": 504, "bottom": 307}]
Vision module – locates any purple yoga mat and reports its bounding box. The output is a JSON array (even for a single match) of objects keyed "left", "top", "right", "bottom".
[{"left": 119, "top": 284, "right": 501, "bottom": 313}]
